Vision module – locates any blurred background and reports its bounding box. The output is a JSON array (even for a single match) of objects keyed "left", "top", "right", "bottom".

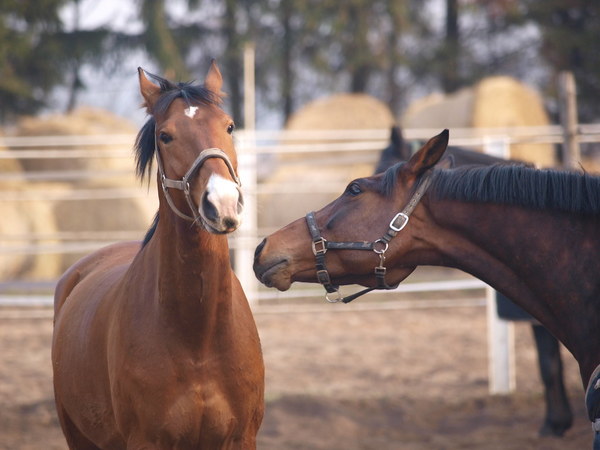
[
  {"left": 1, "top": 1, "right": 599, "bottom": 448},
  {"left": 2, "top": 0, "right": 599, "bottom": 127}
]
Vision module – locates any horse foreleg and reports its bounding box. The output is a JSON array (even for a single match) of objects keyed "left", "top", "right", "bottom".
[{"left": 532, "top": 323, "right": 573, "bottom": 437}]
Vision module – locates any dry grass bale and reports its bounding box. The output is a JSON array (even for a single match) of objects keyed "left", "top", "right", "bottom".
[
  {"left": 286, "top": 93, "right": 395, "bottom": 132},
  {"left": 402, "top": 87, "right": 475, "bottom": 130},
  {"left": 2, "top": 109, "right": 154, "bottom": 280},
  {"left": 402, "top": 76, "right": 555, "bottom": 167},
  {"left": 259, "top": 94, "right": 394, "bottom": 229},
  {"left": 54, "top": 193, "right": 157, "bottom": 272},
  {"left": 0, "top": 184, "right": 63, "bottom": 281},
  {"left": 473, "top": 76, "right": 554, "bottom": 167},
  {"left": 13, "top": 107, "right": 136, "bottom": 177},
  {"left": 0, "top": 133, "right": 62, "bottom": 279}
]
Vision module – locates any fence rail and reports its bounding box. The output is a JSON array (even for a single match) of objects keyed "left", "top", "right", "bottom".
[{"left": 1, "top": 125, "right": 599, "bottom": 300}]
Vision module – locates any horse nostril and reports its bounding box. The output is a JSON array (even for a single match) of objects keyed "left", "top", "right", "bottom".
[
  {"left": 223, "top": 217, "right": 237, "bottom": 230},
  {"left": 254, "top": 238, "right": 266, "bottom": 260},
  {"left": 202, "top": 192, "right": 219, "bottom": 222}
]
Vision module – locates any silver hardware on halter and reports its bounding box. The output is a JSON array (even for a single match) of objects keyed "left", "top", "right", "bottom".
[
  {"left": 325, "top": 289, "right": 343, "bottom": 303},
  {"left": 389, "top": 212, "right": 409, "bottom": 232},
  {"left": 312, "top": 238, "right": 328, "bottom": 255},
  {"left": 373, "top": 239, "right": 389, "bottom": 254}
]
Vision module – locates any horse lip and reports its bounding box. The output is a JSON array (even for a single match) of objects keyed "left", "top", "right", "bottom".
[{"left": 255, "top": 258, "right": 289, "bottom": 288}]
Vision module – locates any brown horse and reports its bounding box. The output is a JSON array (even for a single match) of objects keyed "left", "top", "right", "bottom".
[
  {"left": 52, "top": 62, "right": 264, "bottom": 449},
  {"left": 377, "top": 126, "right": 573, "bottom": 437},
  {"left": 254, "top": 130, "right": 600, "bottom": 446}
]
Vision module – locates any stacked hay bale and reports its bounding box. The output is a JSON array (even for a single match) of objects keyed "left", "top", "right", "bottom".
[
  {"left": 7, "top": 107, "right": 157, "bottom": 278},
  {"left": 402, "top": 76, "right": 555, "bottom": 167},
  {"left": 259, "top": 93, "right": 395, "bottom": 230},
  {"left": 0, "top": 131, "right": 61, "bottom": 281}
]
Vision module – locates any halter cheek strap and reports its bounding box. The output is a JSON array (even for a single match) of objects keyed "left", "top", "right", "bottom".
[
  {"left": 155, "top": 134, "right": 241, "bottom": 223},
  {"left": 306, "top": 170, "right": 433, "bottom": 304}
]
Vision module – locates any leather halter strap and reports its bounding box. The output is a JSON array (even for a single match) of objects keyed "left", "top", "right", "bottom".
[
  {"left": 154, "top": 133, "right": 241, "bottom": 223},
  {"left": 306, "top": 170, "right": 433, "bottom": 304}
]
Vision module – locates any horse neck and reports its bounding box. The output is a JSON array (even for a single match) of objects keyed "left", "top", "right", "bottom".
[
  {"left": 421, "top": 197, "right": 600, "bottom": 379},
  {"left": 149, "top": 201, "right": 234, "bottom": 340}
]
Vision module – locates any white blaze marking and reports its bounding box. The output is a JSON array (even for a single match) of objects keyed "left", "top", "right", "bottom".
[
  {"left": 184, "top": 106, "right": 198, "bottom": 118},
  {"left": 205, "top": 174, "right": 242, "bottom": 222}
]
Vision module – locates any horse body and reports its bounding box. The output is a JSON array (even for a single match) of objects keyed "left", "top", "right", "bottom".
[
  {"left": 52, "top": 63, "right": 264, "bottom": 449},
  {"left": 421, "top": 197, "right": 599, "bottom": 378},
  {"left": 377, "top": 126, "right": 573, "bottom": 436},
  {"left": 254, "top": 130, "right": 600, "bottom": 443}
]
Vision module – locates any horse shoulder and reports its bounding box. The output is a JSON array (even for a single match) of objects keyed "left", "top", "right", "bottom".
[{"left": 54, "top": 241, "right": 142, "bottom": 316}]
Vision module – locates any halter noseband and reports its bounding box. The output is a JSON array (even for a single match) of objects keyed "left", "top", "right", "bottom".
[
  {"left": 306, "top": 170, "right": 433, "bottom": 304},
  {"left": 154, "top": 133, "right": 241, "bottom": 224}
]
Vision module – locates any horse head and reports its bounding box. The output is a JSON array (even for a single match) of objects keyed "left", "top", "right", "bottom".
[
  {"left": 137, "top": 61, "right": 243, "bottom": 234},
  {"left": 254, "top": 130, "right": 449, "bottom": 292}
]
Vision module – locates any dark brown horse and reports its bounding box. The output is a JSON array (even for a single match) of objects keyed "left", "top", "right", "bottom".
[
  {"left": 377, "top": 126, "right": 572, "bottom": 437},
  {"left": 52, "top": 62, "right": 264, "bottom": 449},
  {"left": 254, "top": 130, "right": 600, "bottom": 446}
]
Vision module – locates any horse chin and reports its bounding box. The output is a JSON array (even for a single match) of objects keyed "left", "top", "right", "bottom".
[
  {"left": 254, "top": 259, "right": 293, "bottom": 291},
  {"left": 198, "top": 213, "right": 241, "bottom": 235}
]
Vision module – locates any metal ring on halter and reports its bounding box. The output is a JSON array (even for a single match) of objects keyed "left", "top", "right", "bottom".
[
  {"left": 373, "top": 239, "right": 389, "bottom": 255},
  {"left": 325, "top": 290, "right": 343, "bottom": 303}
]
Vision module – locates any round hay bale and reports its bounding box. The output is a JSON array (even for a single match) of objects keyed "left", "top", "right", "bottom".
[
  {"left": 0, "top": 132, "right": 62, "bottom": 279},
  {"left": 473, "top": 76, "right": 554, "bottom": 167},
  {"left": 54, "top": 192, "right": 157, "bottom": 272},
  {"left": 286, "top": 93, "right": 395, "bottom": 132},
  {"left": 0, "top": 183, "right": 63, "bottom": 280},
  {"left": 402, "top": 88, "right": 475, "bottom": 129},
  {"left": 402, "top": 76, "right": 555, "bottom": 167},
  {"left": 259, "top": 94, "right": 394, "bottom": 229},
  {"left": 4, "top": 108, "right": 154, "bottom": 280},
  {"left": 14, "top": 107, "right": 136, "bottom": 177}
]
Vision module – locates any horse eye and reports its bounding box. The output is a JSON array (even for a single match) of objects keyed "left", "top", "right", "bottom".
[
  {"left": 159, "top": 132, "right": 172, "bottom": 144},
  {"left": 227, "top": 123, "right": 235, "bottom": 135},
  {"left": 347, "top": 182, "right": 362, "bottom": 196}
]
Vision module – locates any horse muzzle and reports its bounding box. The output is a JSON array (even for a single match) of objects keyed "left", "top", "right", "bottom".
[{"left": 253, "top": 238, "right": 293, "bottom": 291}]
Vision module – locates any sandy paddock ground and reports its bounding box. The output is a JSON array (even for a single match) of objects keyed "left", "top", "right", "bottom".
[{"left": 0, "top": 293, "right": 592, "bottom": 449}]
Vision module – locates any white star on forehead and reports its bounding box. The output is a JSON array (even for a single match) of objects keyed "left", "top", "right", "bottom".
[{"left": 184, "top": 106, "right": 198, "bottom": 118}]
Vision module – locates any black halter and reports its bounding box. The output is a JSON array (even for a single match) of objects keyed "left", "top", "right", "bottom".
[{"left": 305, "top": 171, "right": 433, "bottom": 304}]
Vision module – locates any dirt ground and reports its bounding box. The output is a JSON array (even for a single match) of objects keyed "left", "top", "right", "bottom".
[{"left": 0, "top": 295, "right": 593, "bottom": 449}]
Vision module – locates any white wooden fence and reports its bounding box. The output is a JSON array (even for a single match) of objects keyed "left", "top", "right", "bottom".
[{"left": 1, "top": 125, "right": 599, "bottom": 394}]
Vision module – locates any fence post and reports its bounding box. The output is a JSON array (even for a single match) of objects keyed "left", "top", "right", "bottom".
[
  {"left": 483, "top": 136, "right": 516, "bottom": 394},
  {"left": 558, "top": 71, "right": 581, "bottom": 169}
]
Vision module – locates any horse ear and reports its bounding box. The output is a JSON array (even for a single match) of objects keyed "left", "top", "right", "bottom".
[
  {"left": 204, "top": 59, "right": 224, "bottom": 96},
  {"left": 405, "top": 129, "right": 449, "bottom": 177},
  {"left": 138, "top": 67, "right": 161, "bottom": 113},
  {"left": 391, "top": 125, "right": 412, "bottom": 160}
]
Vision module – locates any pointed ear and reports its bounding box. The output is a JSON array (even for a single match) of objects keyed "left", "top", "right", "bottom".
[
  {"left": 390, "top": 125, "right": 411, "bottom": 160},
  {"left": 405, "top": 129, "right": 449, "bottom": 177},
  {"left": 204, "top": 59, "right": 224, "bottom": 96},
  {"left": 138, "top": 67, "right": 161, "bottom": 113}
]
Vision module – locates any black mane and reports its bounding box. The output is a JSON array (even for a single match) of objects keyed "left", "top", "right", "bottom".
[
  {"left": 430, "top": 164, "right": 600, "bottom": 215},
  {"left": 134, "top": 71, "right": 220, "bottom": 181}
]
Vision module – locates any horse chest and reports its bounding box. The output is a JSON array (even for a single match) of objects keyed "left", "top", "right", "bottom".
[{"left": 116, "top": 352, "right": 255, "bottom": 446}]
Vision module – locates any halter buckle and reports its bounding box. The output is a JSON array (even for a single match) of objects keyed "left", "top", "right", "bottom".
[
  {"left": 389, "top": 212, "right": 409, "bottom": 232},
  {"left": 374, "top": 266, "right": 387, "bottom": 276},
  {"left": 316, "top": 269, "right": 332, "bottom": 285},
  {"left": 312, "top": 238, "right": 328, "bottom": 255}
]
